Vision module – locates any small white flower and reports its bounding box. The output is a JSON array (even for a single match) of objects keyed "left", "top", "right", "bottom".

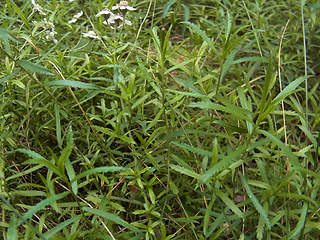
[
  {"left": 112, "top": 1, "right": 136, "bottom": 11},
  {"left": 103, "top": 14, "right": 132, "bottom": 28},
  {"left": 74, "top": 11, "right": 83, "bottom": 18},
  {"left": 46, "top": 30, "right": 58, "bottom": 44},
  {"left": 31, "top": 0, "right": 47, "bottom": 15},
  {"left": 69, "top": 0, "right": 75, "bottom": 2},
  {"left": 68, "top": 11, "right": 83, "bottom": 24},
  {"left": 68, "top": 18, "right": 77, "bottom": 24},
  {"left": 82, "top": 31, "right": 100, "bottom": 39},
  {"left": 96, "top": 8, "right": 113, "bottom": 17}
]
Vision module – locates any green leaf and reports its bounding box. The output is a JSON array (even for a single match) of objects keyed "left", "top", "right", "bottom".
[
  {"left": 17, "top": 60, "right": 55, "bottom": 75},
  {"left": 23, "top": 158, "right": 62, "bottom": 178},
  {"left": 7, "top": 215, "right": 18, "bottom": 240},
  {"left": 17, "top": 192, "right": 69, "bottom": 226},
  {"left": 240, "top": 173, "right": 271, "bottom": 229},
  {"left": 166, "top": 89, "right": 209, "bottom": 99},
  {"left": 259, "top": 130, "right": 302, "bottom": 169},
  {"left": 187, "top": 102, "right": 252, "bottom": 123},
  {"left": 45, "top": 80, "right": 99, "bottom": 89},
  {"left": 201, "top": 145, "right": 247, "bottom": 183},
  {"left": 183, "top": 21, "right": 216, "bottom": 52},
  {"left": 54, "top": 104, "right": 62, "bottom": 149},
  {"left": 0, "top": 27, "right": 20, "bottom": 55},
  {"left": 82, "top": 207, "right": 140, "bottom": 232},
  {"left": 204, "top": 194, "right": 215, "bottom": 237},
  {"left": 271, "top": 76, "right": 308, "bottom": 105},
  {"left": 172, "top": 141, "right": 212, "bottom": 157},
  {"left": 71, "top": 166, "right": 127, "bottom": 183},
  {"left": 289, "top": 202, "right": 308, "bottom": 239},
  {"left": 94, "top": 125, "right": 135, "bottom": 144},
  {"left": 17, "top": 149, "right": 45, "bottom": 160},
  {"left": 162, "top": 0, "right": 177, "bottom": 17},
  {"left": 215, "top": 188, "right": 244, "bottom": 219},
  {"left": 43, "top": 216, "right": 81, "bottom": 238},
  {"left": 170, "top": 164, "right": 201, "bottom": 180}
]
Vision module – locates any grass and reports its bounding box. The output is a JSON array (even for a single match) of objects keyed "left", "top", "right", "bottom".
[{"left": 0, "top": 0, "right": 319, "bottom": 239}]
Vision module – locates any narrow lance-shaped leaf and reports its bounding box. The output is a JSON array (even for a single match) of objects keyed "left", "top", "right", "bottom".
[
  {"left": 240, "top": 173, "right": 271, "bottom": 230},
  {"left": 83, "top": 207, "right": 140, "bottom": 232},
  {"left": 17, "top": 192, "right": 69, "bottom": 226},
  {"left": 17, "top": 60, "right": 55, "bottom": 75},
  {"left": 201, "top": 145, "right": 247, "bottom": 183},
  {"left": 45, "top": 80, "right": 99, "bottom": 89},
  {"left": 289, "top": 202, "right": 308, "bottom": 239}
]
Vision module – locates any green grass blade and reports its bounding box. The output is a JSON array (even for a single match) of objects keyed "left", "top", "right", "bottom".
[{"left": 23, "top": 158, "right": 62, "bottom": 178}]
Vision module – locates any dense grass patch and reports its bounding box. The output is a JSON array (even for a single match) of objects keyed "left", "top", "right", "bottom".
[{"left": 0, "top": 0, "right": 319, "bottom": 239}]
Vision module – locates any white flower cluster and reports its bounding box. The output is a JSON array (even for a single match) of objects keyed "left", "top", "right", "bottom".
[
  {"left": 30, "top": 0, "right": 59, "bottom": 44},
  {"left": 31, "top": 0, "right": 46, "bottom": 15},
  {"left": 82, "top": 1, "right": 136, "bottom": 39},
  {"left": 68, "top": 11, "right": 83, "bottom": 24}
]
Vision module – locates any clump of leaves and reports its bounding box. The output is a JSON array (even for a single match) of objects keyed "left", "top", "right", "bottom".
[{"left": 0, "top": 0, "right": 319, "bottom": 239}]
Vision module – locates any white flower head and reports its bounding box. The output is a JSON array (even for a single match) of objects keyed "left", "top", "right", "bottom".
[
  {"left": 112, "top": 1, "right": 136, "bottom": 11},
  {"left": 46, "top": 30, "right": 58, "bottom": 44},
  {"left": 31, "top": 0, "right": 47, "bottom": 15},
  {"left": 96, "top": 8, "right": 113, "bottom": 17},
  {"left": 104, "top": 14, "right": 132, "bottom": 28},
  {"left": 82, "top": 31, "right": 100, "bottom": 39},
  {"left": 68, "top": 11, "right": 83, "bottom": 24}
]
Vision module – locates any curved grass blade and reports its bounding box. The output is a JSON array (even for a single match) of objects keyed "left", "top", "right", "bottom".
[
  {"left": 83, "top": 207, "right": 140, "bottom": 232},
  {"left": 240, "top": 173, "right": 271, "bottom": 230}
]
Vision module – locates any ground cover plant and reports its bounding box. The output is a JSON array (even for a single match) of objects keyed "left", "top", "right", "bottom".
[{"left": 0, "top": 0, "right": 319, "bottom": 239}]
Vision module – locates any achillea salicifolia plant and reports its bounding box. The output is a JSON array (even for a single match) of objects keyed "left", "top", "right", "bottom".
[{"left": 82, "top": 1, "right": 136, "bottom": 38}]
